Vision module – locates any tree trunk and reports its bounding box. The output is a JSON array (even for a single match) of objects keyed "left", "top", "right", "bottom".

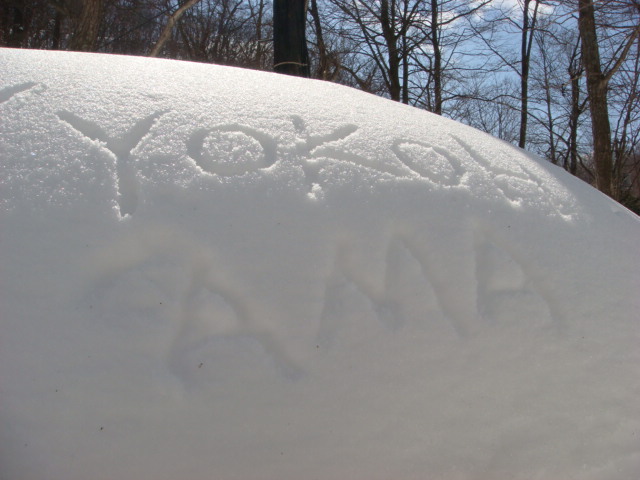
[
  {"left": 518, "top": 0, "right": 539, "bottom": 149},
  {"left": 273, "top": 0, "right": 310, "bottom": 77},
  {"left": 380, "top": 0, "right": 401, "bottom": 101},
  {"left": 68, "top": 0, "right": 103, "bottom": 52},
  {"left": 309, "top": 0, "right": 331, "bottom": 79},
  {"left": 431, "top": 0, "right": 442, "bottom": 114},
  {"left": 52, "top": 10, "right": 62, "bottom": 50},
  {"left": 254, "top": 0, "right": 266, "bottom": 69},
  {"left": 401, "top": 0, "right": 409, "bottom": 103},
  {"left": 7, "top": 0, "right": 28, "bottom": 47},
  {"left": 567, "top": 49, "right": 582, "bottom": 176},
  {"left": 569, "top": 72, "right": 581, "bottom": 175},
  {"left": 578, "top": 0, "right": 613, "bottom": 196}
]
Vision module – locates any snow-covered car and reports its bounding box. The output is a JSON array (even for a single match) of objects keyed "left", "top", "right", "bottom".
[{"left": 1, "top": 48, "right": 639, "bottom": 480}]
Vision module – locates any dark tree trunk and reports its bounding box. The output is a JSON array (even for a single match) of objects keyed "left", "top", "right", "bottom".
[
  {"left": 68, "top": 0, "right": 103, "bottom": 52},
  {"left": 401, "top": 0, "right": 409, "bottom": 104},
  {"left": 309, "top": 0, "right": 331, "bottom": 79},
  {"left": 254, "top": 0, "right": 266, "bottom": 69},
  {"left": 273, "top": 0, "right": 310, "bottom": 77},
  {"left": 52, "top": 10, "right": 62, "bottom": 50},
  {"left": 568, "top": 65, "right": 581, "bottom": 176},
  {"left": 401, "top": 37, "right": 409, "bottom": 104},
  {"left": 380, "top": 0, "right": 401, "bottom": 101},
  {"left": 431, "top": 0, "right": 442, "bottom": 114},
  {"left": 518, "top": 0, "right": 539, "bottom": 149},
  {"left": 6, "top": 0, "right": 28, "bottom": 47},
  {"left": 578, "top": 0, "right": 613, "bottom": 196}
]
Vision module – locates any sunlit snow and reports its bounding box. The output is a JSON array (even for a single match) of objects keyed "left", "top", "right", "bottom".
[{"left": 1, "top": 48, "right": 639, "bottom": 480}]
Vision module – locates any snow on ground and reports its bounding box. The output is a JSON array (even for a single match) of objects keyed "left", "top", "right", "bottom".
[{"left": 1, "top": 48, "right": 639, "bottom": 480}]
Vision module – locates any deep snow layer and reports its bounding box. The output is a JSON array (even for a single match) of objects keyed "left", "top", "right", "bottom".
[{"left": 1, "top": 48, "right": 639, "bottom": 480}]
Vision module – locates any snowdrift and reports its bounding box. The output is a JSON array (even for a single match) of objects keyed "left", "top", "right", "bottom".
[{"left": 1, "top": 48, "right": 639, "bottom": 480}]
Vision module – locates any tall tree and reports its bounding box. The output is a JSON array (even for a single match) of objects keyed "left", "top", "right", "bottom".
[
  {"left": 69, "top": 0, "right": 104, "bottom": 51},
  {"left": 517, "top": 0, "right": 541, "bottom": 148},
  {"left": 566, "top": 34, "right": 585, "bottom": 176},
  {"left": 273, "top": 0, "right": 310, "bottom": 76},
  {"left": 527, "top": 18, "right": 587, "bottom": 171},
  {"left": 429, "top": 0, "right": 443, "bottom": 112},
  {"left": 413, "top": 0, "right": 490, "bottom": 114},
  {"left": 308, "top": 0, "right": 337, "bottom": 79},
  {"left": 471, "top": 0, "right": 544, "bottom": 149},
  {"left": 327, "top": 0, "right": 427, "bottom": 103},
  {"left": 578, "top": 0, "right": 640, "bottom": 197},
  {"left": 248, "top": 0, "right": 270, "bottom": 69}
]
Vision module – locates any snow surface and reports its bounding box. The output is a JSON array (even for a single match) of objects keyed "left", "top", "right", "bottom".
[{"left": 1, "top": 48, "right": 639, "bottom": 480}]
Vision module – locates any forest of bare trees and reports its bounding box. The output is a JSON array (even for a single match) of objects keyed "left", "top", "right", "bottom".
[{"left": 1, "top": 0, "right": 639, "bottom": 212}]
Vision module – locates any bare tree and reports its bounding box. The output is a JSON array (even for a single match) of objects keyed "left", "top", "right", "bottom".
[
  {"left": 455, "top": 77, "right": 521, "bottom": 144},
  {"left": 325, "top": 0, "right": 427, "bottom": 102},
  {"left": 565, "top": 32, "right": 586, "bottom": 175},
  {"left": 526, "top": 18, "right": 588, "bottom": 171},
  {"left": 308, "top": 0, "right": 340, "bottom": 79},
  {"left": 174, "top": 0, "right": 271, "bottom": 67},
  {"left": 473, "top": 0, "right": 544, "bottom": 149},
  {"left": 611, "top": 26, "right": 640, "bottom": 205},
  {"left": 578, "top": 0, "right": 640, "bottom": 197},
  {"left": 412, "top": 0, "right": 491, "bottom": 114},
  {"left": 150, "top": 0, "right": 202, "bottom": 57},
  {"left": 101, "top": 1, "right": 163, "bottom": 55},
  {"left": 516, "top": 0, "right": 541, "bottom": 148},
  {"left": 247, "top": 0, "right": 270, "bottom": 69}
]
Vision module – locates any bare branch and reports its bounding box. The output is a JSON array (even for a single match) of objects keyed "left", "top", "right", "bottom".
[{"left": 150, "top": 0, "right": 202, "bottom": 57}]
